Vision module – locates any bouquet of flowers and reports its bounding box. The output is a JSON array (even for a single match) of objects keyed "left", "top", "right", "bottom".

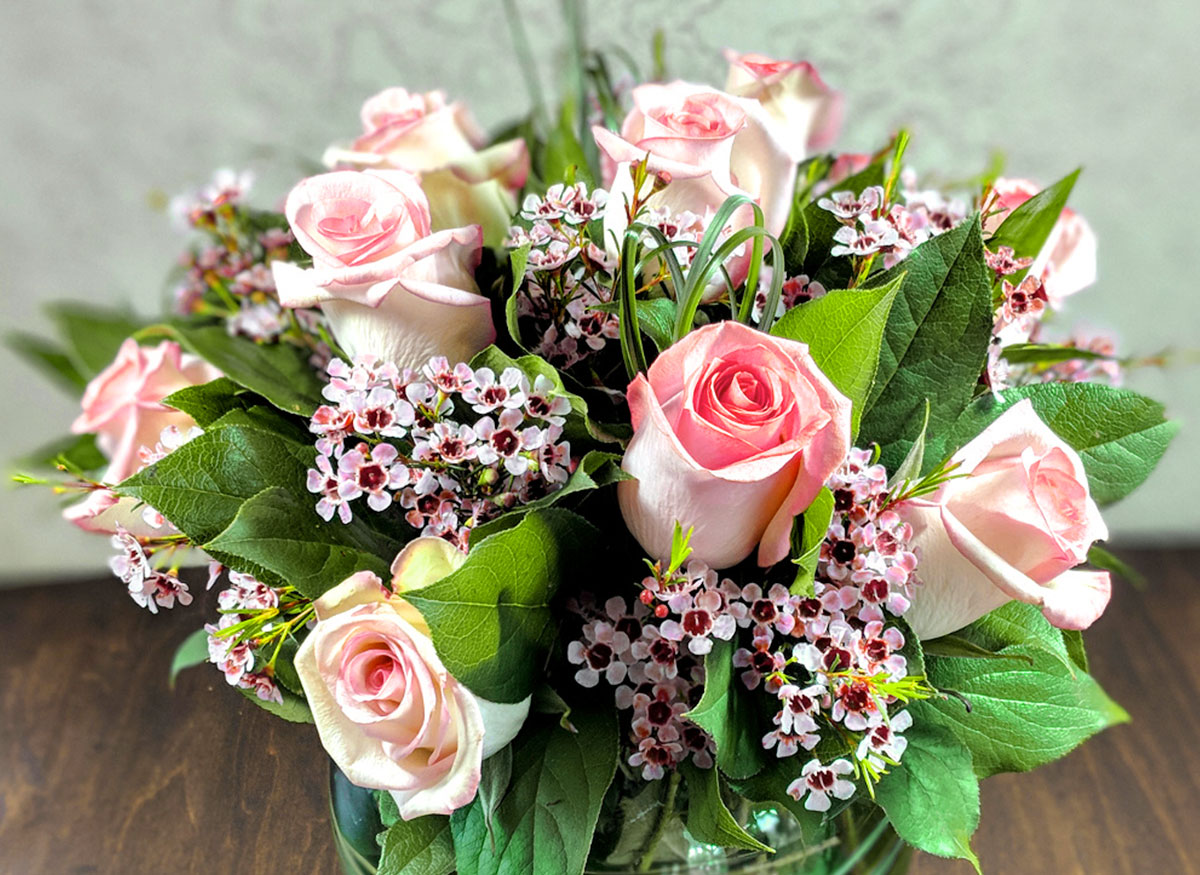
[{"left": 13, "top": 19, "right": 1178, "bottom": 875}]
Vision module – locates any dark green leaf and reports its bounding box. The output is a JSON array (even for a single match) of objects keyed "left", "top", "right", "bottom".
[
  {"left": 635, "top": 297, "right": 677, "bottom": 353},
  {"left": 162, "top": 321, "right": 326, "bottom": 416},
  {"left": 162, "top": 377, "right": 257, "bottom": 427},
  {"left": 791, "top": 487, "right": 833, "bottom": 597},
  {"left": 987, "top": 169, "right": 1079, "bottom": 283},
  {"left": 271, "top": 635, "right": 305, "bottom": 696},
  {"left": 168, "top": 628, "right": 209, "bottom": 689},
  {"left": 505, "top": 244, "right": 531, "bottom": 352},
  {"left": 921, "top": 634, "right": 1034, "bottom": 666},
  {"left": 1087, "top": 544, "right": 1147, "bottom": 590},
  {"left": 727, "top": 758, "right": 828, "bottom": 848},
  {"left": 928, "top": 382, "right": 1180, "bottom": 504},
  {"left": 330, "top": 765, "right": 383, "bottom": 872},
  {"left": 377, "top": 816, "right": 454, "bottom": 875},
  {"left": 679, "top": 762, "right": 772, "bottom": 852},
  {"left": 405, "top": 509, "right": 599, "bottom": 703},
  {"left": 18, "top": 433, "right": 107, "bottom": 476},
  {"left": 449, "top": 704, "right": 618, "bottom": 875},
  {"left": 6, "top": 331, "right": 89, "bottom": 393},
  {"left": 874, "top": 723, "right": 980, "bottom": 869},
  {"left": 47, "top": 303, "right": 143, "bottom": 377},
  {"left": 685, "top": 638, "right": 766, "bottom": 780},
  {"left": 858, "top": 218, "right": 995, "bottom": 472},
  {"left": 916, "top": 603, "right": 1127, "bottom": 778},
  {"left": 478, "top": 746, "right": 513, "bottom": 850},
  {"left": 772, "top": 278, "right": 901, "bottom": 438},
  {"left": 115, "top": 424, "right": 313, "bottom": 544},
  {"left": 1000, "top": 342, "right": 1111, "bottom": 365},
  {"left": 1061, "top": 630, "right": 1090, "bottom": 673},
  {"left": 204, "top": 486, "right": 400, "bottom": 599}
]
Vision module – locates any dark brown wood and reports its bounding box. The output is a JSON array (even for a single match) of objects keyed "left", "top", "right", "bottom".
[{"left": 1, "top": 549, "right": 1197, "bottom": 874}]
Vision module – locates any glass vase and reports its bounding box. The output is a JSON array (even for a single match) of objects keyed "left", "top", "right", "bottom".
[{"left": 329, "top": 762, "right": 911, "bottom": 875}]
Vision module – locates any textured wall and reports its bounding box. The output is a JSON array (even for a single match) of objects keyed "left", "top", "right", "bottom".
[{"left": 2, "top": 0, "right": 1196, "bottom": 581}]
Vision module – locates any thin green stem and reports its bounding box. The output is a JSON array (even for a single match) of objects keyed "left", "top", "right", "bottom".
[{"left": 637, "top": 770, "right": 681, "bottom": 872}]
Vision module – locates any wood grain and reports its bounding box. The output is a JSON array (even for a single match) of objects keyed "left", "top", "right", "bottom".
[{"left": 1, "top": 549, "right": 1196, "bottom": 874}]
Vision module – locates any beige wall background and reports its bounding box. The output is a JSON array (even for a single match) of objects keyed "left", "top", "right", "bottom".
[{"left": 2, "top": 0, "right": 1196, "bottom": 581}]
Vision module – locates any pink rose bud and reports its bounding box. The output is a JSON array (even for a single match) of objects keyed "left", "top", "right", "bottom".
[
  {"left": 898, "top": 399, "right": 1111, "bottom": 639},
  {"left": 322, "top": 88, "right": 529, "bottom": 247},
  {"left": 272, "top": 169, "right": 495, "bottom": 372},
  {"left": 723, "top": 50, "right": 844, "bottom": 158},
  {"left": 618, "top": 321, "right": 852, "bottom": 570},
  {"left": 986, "top": 177, "right": 1098, "bottom": 307},
  {"left": 592, "top": 81, "right": 798, "bottom": 296},
  {"left": 66, "top": 338, "right": 220, "bottom": 535},
  {"left": 295, "top": 540, "right": 528, "bottom": 820}
]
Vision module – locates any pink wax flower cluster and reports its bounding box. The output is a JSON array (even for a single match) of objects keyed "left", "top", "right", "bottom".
[{"left": 306, "top": 353, "right": 574, "bottom": 550}]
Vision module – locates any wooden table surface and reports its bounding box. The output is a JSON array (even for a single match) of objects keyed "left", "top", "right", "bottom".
[{"left": 1, "top": 548, "right": 1197, "bottom": 875}]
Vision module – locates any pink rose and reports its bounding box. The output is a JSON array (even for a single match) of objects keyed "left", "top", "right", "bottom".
[
  {"left": 296, "top": 539, "right": 528, "bottom": 819},
  {"left": 618, "top": 321, "right": 852, "bottom": 569},
  {"left": 272, "top": 169, "right": 495, "bottom": 371},
  {"left": 323, "top": 88, "right": 529, "bottom": 247},
  {"left": 592, "top": 81, "right": 796, "bottom": 294},
  {"left": 986, "top": 177, "right": 1097, "bottom": 307},
  {"left": 899, "top": 400, "right": 1111, "bottom": 639},
  {"left": 66, "top": 338, "right": 220, "bottom": 535},
  {"left": 723, "top": 51, "right": 843, "bottom": 160}
]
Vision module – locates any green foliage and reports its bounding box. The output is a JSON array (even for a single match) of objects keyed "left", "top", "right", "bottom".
[
  {"left": 1087, "top": 544, "right": 1147, "bottom": 590},
  {"left": 874, "top": 723, "right": 980, "bottom": 870},
  {"left": 154, "top": 321, "right": 326, "bottom": 416},
  {"left": 477, "top": 746, "right": 513, "bottom": 848},
  {"left": 685, "top": 638, "right": 766, "bottom": 780},
  {"left": 449, "top": 704, "right": 618, "bottom": 875},
  {"left": 858, "top": 218, "right": 995, "bottom": 472},
  {"left": 678, "top": 762, "right": 772, "bottom": 853},
  {"left": 47, "top": 303, "right": 145, "bottom": 377},
  {"left": 772, "top": 277, "right": 901, "bottom": 438},
  {"left": 377, "top": 816, "right": 454, "bottom": 875},
  {"left": 928, "top": 381, "right": 1179, "bottom": 504},
  {"left": 727, "top": 758, "right": 828, "bottom": 848},
  {"left": 238, "top": 685, "right": 314, "bottom": 723},
  {"left": 17, "top": 432, "right": 107, "bottom": 476},
  {"left": 791, "top": 487, "right": 833, "bottom": 597},
  {"left": 999, "top": 342, "right": 1111, "bottom": 365},
  {"left": 162, "top": 377, "right": 257, "bottom": 427},
  {"left": 505, "top": 244, "right": 532, "bottom": 351},
  {"left": 204, "top": 486, "right": 399, "bottom": 598},
  {"left": 405, "top": 509, "right": 599, "bottom": 703},
  {"left": 915, "top": 603, "right": 1127, "bottom": 779},
  {"left": 6, "top": 331, "right": 89, "bottom": 393},
  {"left": 168, "top": 628, "right": 209, "bottom": 689},
  {"left": 986, "top": 169, "right": 1079, "bottom": 283}
]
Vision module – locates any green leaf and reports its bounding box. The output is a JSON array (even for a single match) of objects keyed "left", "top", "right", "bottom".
[
  {"left": 1087, "top": 544, "right": 1147, "bottom": 591},
  {"left": 203, "top": 486, "right": 400, "bottom": 599},
  {"left": 162, "top": 377, "right": 257, "bottom": 427},
  {"left": 874, "top": 723, "right": 980, "bottom": 869},
  {"left": 987, "top": 169, "right": 1079, "bottom": 282},
  {"left": 678, "top": 762, "right": 772, "bottom": 853},
  {"left": 685, "top": 638, "right": 766, "bottom": 780},
  {"left": 405, "top": 509, "right": 598, "bottom": 703},
  {"left": 1061, "top": 630, "right": 1090, "bottom": 673},
  {"left": 477, "top": 746, "right": 513, "bottom": 850},
  {"left": 449, "top": 704, "right": 618, "bottom": 875},
  {"left": 6, "top": 331, "right": 89, "bottom": 393},
  {"left": 330, "top": 766, "right": 383, "bottom": 873},
  {"left": 18, "top": 433, "right": 107, "bottom": 476},
  {"left": 239, "top": 685, "right": 314, "bottom": 723},
  {"left": 887, "top": 399, "right": 930, "bottom": 489},
  {"left": 47, "top": 303, "right": 143, "bottom": 377},
  {"left": 791, "top": 487, "right": 833, "bottom": 597},
  {"left": 916, "top": 603, "right": 1127, "bottom": 778},
  {"left": 272, "top": 635, "right": 305, "bottom": 696},
  {"left": 377, "top": 816, "right": 454, "bottom": 875},
  {"left": 635, "top": 297, "right": 677, "bottom": 353},
  {"left": 858, "top": 218, "right": 995, "bottom": 472},
  {"left": 168, "top": 628, "right": 209, "bottom": 689},
  {"left": 921, "top": 634, "right": 1034, "bottom": 666},
  {"left": 929, "top": 382, "right": 1180, "bottom": 504},
  {"left": 727, "top": 758, "right": 828, "bottom": 848},
  {"left": 1000, "top": 342, "right": 1111, "bottom": 366},
  {"left": 115, "top": 424, "right": 313, "bottom": 544},
  {"left": 771, "top": 277, "right": 901, "bottom": 438},
  {"left": 158, "top": 321, "right": 326, "bottom": 416},
  {"left": 469, "top": 346, "right": 620, "bottom": 447}
]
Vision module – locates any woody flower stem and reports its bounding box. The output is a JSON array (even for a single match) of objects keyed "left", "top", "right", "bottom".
[{"left": 638, "top": 770, "right": 681, "bottom": 872}]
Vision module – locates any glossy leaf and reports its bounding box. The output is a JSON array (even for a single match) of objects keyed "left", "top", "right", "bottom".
[
  {"left": 685, "top": 638, "right": 766, "bottom": 780},
  {"left": 377, "top": 816, "right": 454, "bottom": 875},
  {"left": 679, "top": 762, "right": 772, "bottom": 853},
  {"left": 168, "top": 628, "right": 209, "bottom": 689},
  {"left": 986, "top": 169, "right": 1079, "bottom": 283}
]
